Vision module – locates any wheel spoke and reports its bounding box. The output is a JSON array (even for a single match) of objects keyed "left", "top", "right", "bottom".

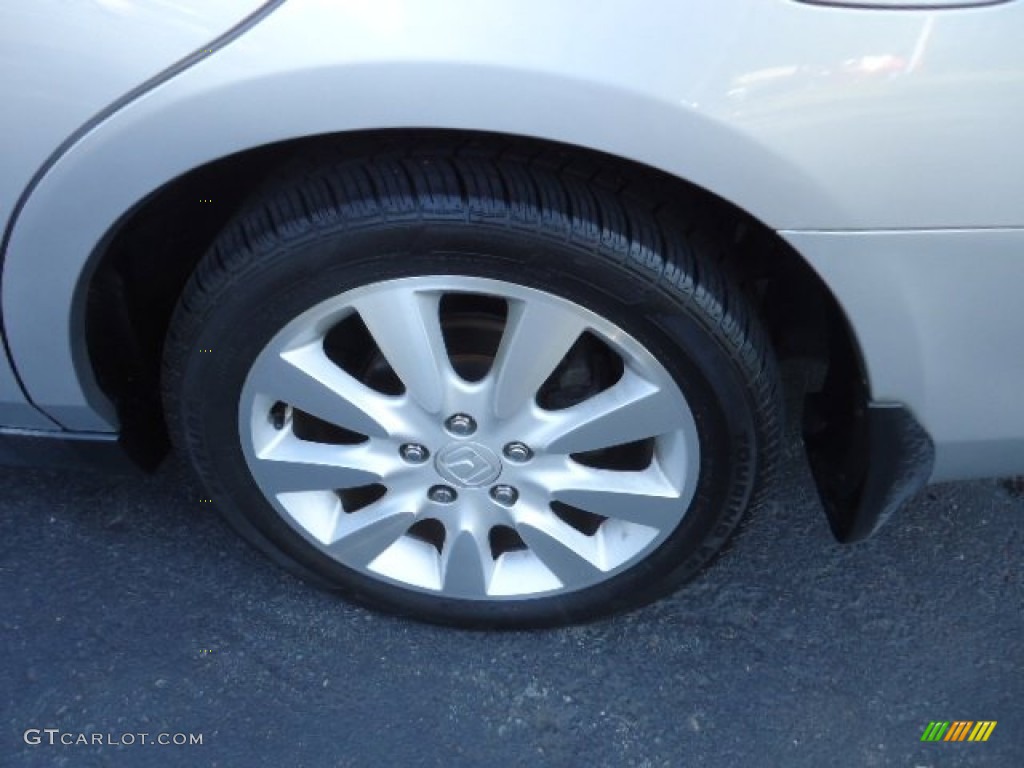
[
  {"left": 325, "top": 502, "right": 416, "bottom": 568},
  {"left": 539, "top": 369, "right": 683, "bottom": 454},
  {"left": 250, "top": 342, "right": 397, "bottom": 438},
  {"left": 516, "top": 514, "right": 605, "bottom": 585},
  {"left": 490, "top": 298, "right": 587, "bottom": 419},
  {"left": 550, "top": 466, "right": 682, "bottom": 528},
  {"left": 440, "top": 522, "right": 494, "bottom": 597},
  {"left": 252, "top": 436, "right": 394, "bottom": 494},
  {"left": 352, "top": 289, "right": 453, "bottom": 413}
]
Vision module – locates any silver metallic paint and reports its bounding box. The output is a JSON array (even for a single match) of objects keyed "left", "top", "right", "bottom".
[
  {"left": 0, "top": 350, "right": 55, "bottom": 429},
  {"left": 0, "top": 0, "right": 268, "bottom": 236},
  {"left": 1, "top": 0, "right": 1022, "bottom": 480},
  {"left": 783, "top": 228, "right": 1024, "bottom": 482}
]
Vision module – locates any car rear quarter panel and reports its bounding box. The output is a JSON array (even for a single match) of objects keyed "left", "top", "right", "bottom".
[
  {"left": 0, "top": 0, "right": 275, "bottom": 428},
  {"left": 2, "top": 0, "right": 1023, "bottom": 480},
  {"left": 0, "top": 0, "right": 272, "bottom": 239}
]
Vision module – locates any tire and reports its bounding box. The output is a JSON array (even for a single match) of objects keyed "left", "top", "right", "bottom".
[{"left": 163, "top": 140, "right": 781, "bottom": 628}]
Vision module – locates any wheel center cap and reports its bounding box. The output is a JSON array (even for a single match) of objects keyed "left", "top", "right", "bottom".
[{"left": 435, "top": 442, "right": 502, "bottom": 488}]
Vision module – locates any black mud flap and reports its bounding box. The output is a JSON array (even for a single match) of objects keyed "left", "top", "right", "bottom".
[
  {"left": 805, "top": 401, "right": 934, "bottom": 542},
  {"left": 802, "top": 324, "right": 935, "bottom": 542}
]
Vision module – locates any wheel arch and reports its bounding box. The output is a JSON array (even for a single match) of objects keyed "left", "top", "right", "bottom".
[
  {"left": 73, "top": 128, "right": 862, "bottom": 477},
  {"left": 1, "top": 50, "right": 855, "bottom": 433}
]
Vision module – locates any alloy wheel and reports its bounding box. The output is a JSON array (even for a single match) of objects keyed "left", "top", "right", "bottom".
[{"left": 239, "top": 276, "right": 700, "bottom": 600}]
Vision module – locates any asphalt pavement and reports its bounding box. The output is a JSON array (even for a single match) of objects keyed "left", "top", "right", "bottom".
[{"left": 2, "top": 393, "right": 1021, "bottom": 767}]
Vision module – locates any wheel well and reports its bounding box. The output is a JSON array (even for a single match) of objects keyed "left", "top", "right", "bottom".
[{"left": 84, "top": 129, "right": 860, "bottom": 468}]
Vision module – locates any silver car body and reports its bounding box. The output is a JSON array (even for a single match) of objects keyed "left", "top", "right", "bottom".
[{"left": 1, "top": 0, "right": 1022, "bottom": 483}]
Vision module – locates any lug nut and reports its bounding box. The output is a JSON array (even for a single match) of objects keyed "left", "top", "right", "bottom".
[
  {"left": 490, "top": 485, "right": 519, "bottom": 506},
  {"left": 428, "top": 485, "right": 457, "bottom": 504},
  {"left": 503, "top": 442, "right": 533, "bottom": 462},
  {"left": 445, "top": 413, "right": 477, "bottom": 436},
  {"left": 400, "top": 443, "right": 429, "bottom": 464},
  {"left": 269, "top": 402, "right": 290, "bottom": 430}
]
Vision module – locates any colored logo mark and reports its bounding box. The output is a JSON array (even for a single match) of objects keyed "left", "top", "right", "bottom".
[{"left": 920, "top": 721, "right": 997, "bottom": 742}]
